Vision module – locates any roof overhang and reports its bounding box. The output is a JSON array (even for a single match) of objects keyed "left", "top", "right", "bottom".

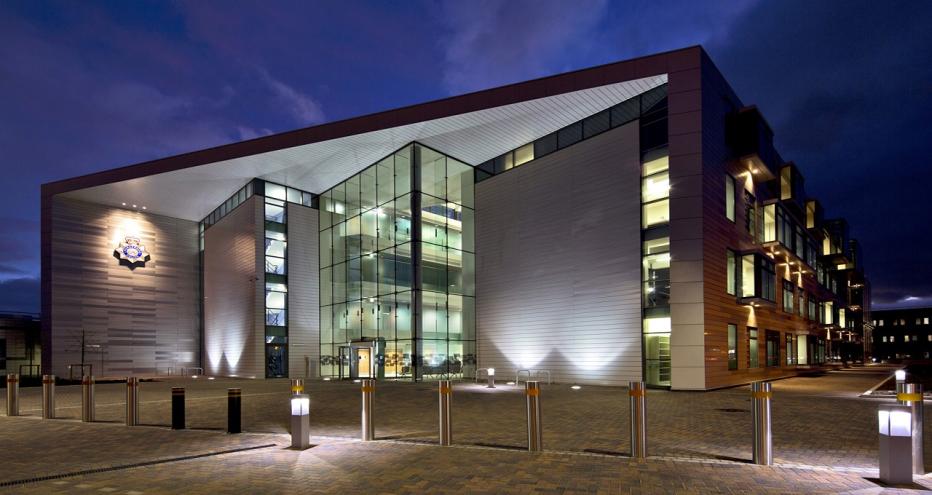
[{"left": 44, "top": 46, "right": 701, "bottom": 222}]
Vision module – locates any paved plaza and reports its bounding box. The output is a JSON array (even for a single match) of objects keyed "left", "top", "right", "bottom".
[{"left": 2, "top": 367, "right": 932, "bottom": 493}]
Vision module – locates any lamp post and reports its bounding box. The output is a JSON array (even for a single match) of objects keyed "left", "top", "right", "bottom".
[
  {"left": 878, "top": 403, "right": 913, "bottom": 484},
  {"left": 290, "top": 394, "right": 310, "bottom": 450},
  {"left": 486, "top": 368, "right": 495, "bottom": 389}
]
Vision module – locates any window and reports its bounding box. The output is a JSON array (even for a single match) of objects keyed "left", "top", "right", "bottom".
[
  {"left": 641, "top": 152, "right": 670, "bottom": 228},
  {"left": 739, "top": 253, "right": 775, "bottom": 302},
  {"left": 798, "top": 293, "right": 805, "bottom": 318},
  {"left": 766, "top": 330, "right": 780, "bottom": 367},
  {"left": 782, "top": 281, "right": 794, "bottom": 313},
  {"left": 879, "top": 319, "right": 884, "bottom": 327},
  {"left": 727, "top": 324, "right": 738, "bottom": 370},
  {"left": 726, "top": 250, "right": 737, "bottom": 295},
  {"left": 883, "top": 336, "right": 888, "bottom": 343},
  {"left": 644, "top": 317, "right": 671, "bottom": 387},
  {"left": 744, "top": 191, "right": 757, "bottom": 239},
  {"left": 808, "top": 296, "right": 817, "bottom": 321},
  {"left": 643, "top": 238, "right": 670, "bottom": 308},
  {"left": 925, "top": 318, "right": 930, "bottom": 325},
  {"left": 825, "top": 301, "right": 834, "bottom": 325},
  {"left": 785, "top": 333, "right": 796, "bottom": 365},
  {"left": 748, "top": 328, "right": 759, "bottom": 368},
  {"left": 725, "top": 175, "right": 736, "bottom": 222},
  {"left": 762, "top": 204, "right": 776, "bottom": 243}
]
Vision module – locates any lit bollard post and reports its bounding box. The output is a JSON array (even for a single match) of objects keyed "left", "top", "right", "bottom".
[
  {"left": 42, "top": 375, "right": 56, "bottom": 419},
  {"left": 526, "top": 381, "right": 542, "bottom": 452},
  {"left": 751, "top": 381, "right": 773, "bottom": 466},
  {"left": 291, "top": 378, "right": 305, "bottom": 396},
  {"left": 228, "top": 388, "right": 242, "bottom": 434},
  {"left": 171, "top": 387, "right": 185, "bottom": 430},
  {"left": 879, "top": 403, "right": 913, "bottom": 484},
  {"left": 361, "top": 379, "right": 375, "bottom": 441},
  {"left": 125, "top": 377, "right": 139, "bottom": 426},
  {"left": 290, "top": 394, "right": 310, "bottom": 450},
  {"left": 629, "top": 381, "right": 647, "bottom": 459},
  {"left": 486, "top": 368, "right": 495, "bottom": 389},
  {"left": 438, "top": 380, "right": 452, "bottom": 446},
  {"left": 81, "top": 375, "right": 95, "bottom": 422},
  {"left": 5, "top": 374, "right": 19, "bottom": 417},
  {"left": 898, "top": 383, "right": 925, "bottom": 475}
]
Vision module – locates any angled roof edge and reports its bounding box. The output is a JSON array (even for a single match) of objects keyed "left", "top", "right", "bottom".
[{"left": 42, "top": 45, "right": 703, "bottom": 197}]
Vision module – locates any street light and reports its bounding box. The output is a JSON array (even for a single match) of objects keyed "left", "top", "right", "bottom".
[{"left": 290, "top": 394, "right": 310, "bottom": 450}]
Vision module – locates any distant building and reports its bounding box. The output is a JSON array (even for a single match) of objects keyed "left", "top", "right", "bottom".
[
  {"left": 41, "top": 46, "right": 871, "bottom": 389},
  {"left": 871, "top": 308, "right": 932, "bottom": 361},
  {"left": 0, "top": 312, "right": 41, "bottom": 376}
]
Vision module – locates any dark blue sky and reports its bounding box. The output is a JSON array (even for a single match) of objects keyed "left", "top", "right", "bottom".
[{"left": 1, "top": 0, "right": 930, "bottom": 313}]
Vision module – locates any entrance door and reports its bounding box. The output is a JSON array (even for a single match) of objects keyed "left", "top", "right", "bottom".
[
  {"left": 338, "top": 346, "right": 351, "bottom": 380},
  {"left": 356, "top": 348, "right": 372, "bottom": 378}
]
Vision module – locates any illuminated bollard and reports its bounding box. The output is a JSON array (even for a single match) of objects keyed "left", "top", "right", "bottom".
[
  {"left": 228, "top": 388, "right": 242, "bottom": 434},
  {"left": 898, "top": 383, "right": 925, "bottom": 475},
  {"left": 487, "top": 368, "right": 495, "bottom": 389},
  {"left": 751, "top": 381, "right": 772, "bottom": 466},
  {"left": 526, "top": 381, "right": 542, "bottom": 452},
  {"left": 629, "top": 381, "right": 647, "bottom": 459},
  {"left": 439, "top": 380, "right": 452, "bottom": 446},
  {"left": 361, "top": 379, "right": 375, "bottom": 441},
  {"left": 125, "top": 377, "right": 139, "bottom": 426},
  {"left": 171, "top": 387, "right": 185, "bottom": 430},
  {"left": 879, "top": 403, "right": 913, "bottom": 484},
  {"left": 6, "top": 374, "right": 19, "bottom": 417},
  {"left": 291, "top": 378, "right": 305, "bottom": 396},
  {"left": 290, "top": 394, "right": 310, "bottom": 450},
  {"left": 42, "top": 375, "right": 56, "bottom": 419},
  {"left": 81, "top": 375, "right": 95, "bottom": 422}
]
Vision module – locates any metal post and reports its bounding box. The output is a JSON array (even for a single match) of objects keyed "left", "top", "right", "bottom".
[
  {"left": 290, "top": 394, "right": 310, "bottom": 450},
  {"left": 526, "top": 381, "right": 542, "bottom": 452},
  {"left": 228, "top": 388, "right": 242, "bottom": 433},
  {"left": 172, "top": 387, "right": 185, "bottom": 430},
  {"left": 751, "top": 381, "right": 773, "bottom": 465},
  {"left": 361, "top": 379, "right": 374, "bottom": 441},
  {"left": 439, "top": 380, "right": 452, "bottom": 446},
  {"left": 5, "top": 373, "right": 18, "bottom": 417},
  {"left": 42, "top": 375, "right": 56, "bottom": 419},
  {"left": 291, "top": 378, "right": 304, "bottom": 396},
  {"left": 629, "top": 381, "right": 647, "bottom": 459},
  {"left": 898, "top": 383, "right": 924, "bottom": 474},
  {"left": 81, "top": 375, "right": 95, "bottom": 422},
  {"left": 125, "top": 377, "right": 139, "bottom": 426}
]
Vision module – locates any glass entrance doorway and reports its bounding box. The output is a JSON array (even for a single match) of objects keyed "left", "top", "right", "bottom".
[
  {"left": 337, "top": 339, "right": 385, "bottom": 380},
  {"left": 356, "top": 347, "right": 371, "bottom": 378}
]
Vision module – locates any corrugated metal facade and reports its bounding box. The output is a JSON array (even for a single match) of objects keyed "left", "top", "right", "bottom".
[{"left": 286, "top": 203, "right": 320, "bottom": 378}]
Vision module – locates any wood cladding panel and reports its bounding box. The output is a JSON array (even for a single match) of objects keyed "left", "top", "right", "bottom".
[
  {"left": 49, "top": 197, "right": 200, "bottom": 376},
  {"left": 287, "top": 203, "right": 320, "bottom": 378},
  {"left": 203, "top": 197, "right": 264, "bottom": 378},
  {"left": 475, "top": 122, "right": 642, "bottom": 386}
]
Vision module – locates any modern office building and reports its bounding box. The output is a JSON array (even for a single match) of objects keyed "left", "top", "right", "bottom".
[
  {"left": 40, "top": 46, "right": 871, "bottom": 389},
  {"left": 871, "top": 308, "right": 932, "bottom": 361}
]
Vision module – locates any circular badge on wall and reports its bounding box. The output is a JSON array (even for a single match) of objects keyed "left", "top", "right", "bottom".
[{"left": 114, "top": 236, "right": 151, "bottom": 266}]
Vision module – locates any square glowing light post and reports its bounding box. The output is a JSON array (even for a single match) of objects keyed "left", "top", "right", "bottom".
[
  {"left": 878, "top": 403, "right": 913, "bottom": 484},
  {"left": 895, "top": 369, "right": 907, "bottom": 383},
  {"left": 290, "top": 394, "right": 310, "bottom": 450},
  {"left": 486, "top": 368, "right": 495, "bottom": 389}
]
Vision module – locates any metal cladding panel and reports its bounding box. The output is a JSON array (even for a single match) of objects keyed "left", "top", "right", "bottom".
[
  {"left": 203, "top": 196, "right": 264, "bottom": 378},
  {"left": 49, "top": 197, "right": 200, "bottom": 377},
  {"left": 286, "top": 203, "right": 320, "bottom": 378},
  {"left": 475, "top": 122, "right": 642, "bottom": 386}
]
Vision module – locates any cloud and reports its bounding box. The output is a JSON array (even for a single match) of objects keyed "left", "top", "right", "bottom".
[
  {"left": 0, "top": 277, "right": 39, "bottom": 314},
  {"left": 436, "top": 0, "right": 610, "bottom": 94},
  {"left": 256, "top": 68, "right": 326, "bottom": 125}
]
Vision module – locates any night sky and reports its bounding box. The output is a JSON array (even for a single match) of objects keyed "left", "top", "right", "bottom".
[{"left": 1, "top": 1, "right": 930, "bottom": 314}]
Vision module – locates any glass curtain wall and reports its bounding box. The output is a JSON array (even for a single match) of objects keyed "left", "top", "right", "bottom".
[
  {"left": 318, "top": 143, "right": 475, "bottom": 381},
  {"left": 264, "top": 183, "right": 288, "bottom": 377}
]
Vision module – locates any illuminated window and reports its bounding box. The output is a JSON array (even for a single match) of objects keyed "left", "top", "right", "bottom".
[
  {"left": 748, "top": 328, "right": 759, "bottom": 368},
  {"left": 726, "top": 250, "right": 737, "bottom": 295},
  {"left": 641, "top": 151, "right": 670, "bottom": 228},
  {"left": 725, "top": 175, "right": 736, "bottom": 222},
  {"left": 727, "top": 324, "right": 738, "bottom": 370}
]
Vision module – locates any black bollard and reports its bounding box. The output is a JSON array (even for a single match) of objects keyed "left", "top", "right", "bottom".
[
  {"left": 227, "top": 388, "right": 242, "bottom": 434},
  {"left": 172, "top": 387, "right": 185, "bottom": 430}
]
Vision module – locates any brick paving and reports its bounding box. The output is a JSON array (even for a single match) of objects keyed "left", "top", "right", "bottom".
[{"left": 2, "top": 366, "right": 932, "bottom": 493}]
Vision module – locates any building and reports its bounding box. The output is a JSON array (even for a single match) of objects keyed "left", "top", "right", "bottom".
[
  {"left": 1, "top": 312, "right": 41, "bottom": 377},
  {"left": 40, "top": 46, "right": 871, "bottom": 389},
  {"left": 871, "top": 308, "right": 932, "bottom": 361}
]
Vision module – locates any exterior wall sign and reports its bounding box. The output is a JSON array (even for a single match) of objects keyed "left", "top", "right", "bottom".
[{"left": 114, "top": 235, "right": 150, "bottom": 265}]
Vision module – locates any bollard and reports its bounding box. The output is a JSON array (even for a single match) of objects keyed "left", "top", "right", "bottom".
[
  {"left": 879, "top": 403, "right": 913, "bottom": 484},
  {"left": 6, "top": 373, "right": 19, "bottom": 417},
  {"left": 486, "top": 368, "right": 495, "bottom": 389},
  {"left": 898, "top": 383, "right": 924, "bottom": 475},
  {"left": 526, "top": 381, "right": 542, "bottom": 452},
  {"left": 751, "top": 381, "right": 773, "bottom": 466},
  {"left": 172, "top": 387, "right": 185, "bottom": 430},
  {"left": 81, "top": 375, "right": 95, "bottom": 422},
  {"left": 291, "top": 378, "right": 304, "bottom": 396},
  {"left": 126, "top": 377, "right": 139, "bottom": 426},
  {"left": 439, "top": 380, "right": 452, "bottom": 446},
  {"left": 629, "top": 381, "right": 647, "bottom": 459},
  {"left": 228, "top": 388, "right": 242, "bottom": 434},
  {"left": 361, "top": 379, "right": 374, "bottom": 441},
  {"left": 42, "top": 375, "right": 56, "bottom": 419},
  {"left": 290, "top": 394, "right": 310, "bottom": 449}
]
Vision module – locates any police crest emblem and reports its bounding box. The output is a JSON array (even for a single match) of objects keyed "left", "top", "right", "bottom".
[{"left": 114, "top": 236, "right": 150, "bottom": 266}]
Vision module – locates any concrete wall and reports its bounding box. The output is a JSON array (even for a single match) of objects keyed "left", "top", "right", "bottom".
[
  {"left": 48, "top": 197, "right": 200, "bottom": 377},
  {"left": 203, "top": 196, "right": 264, "bottom": 378},
  {"left": 286, "top": 203, "right": 320, "bottom": 378},
  {"left": 474, "top": 122, "right": 642, "bottom": 386}
]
